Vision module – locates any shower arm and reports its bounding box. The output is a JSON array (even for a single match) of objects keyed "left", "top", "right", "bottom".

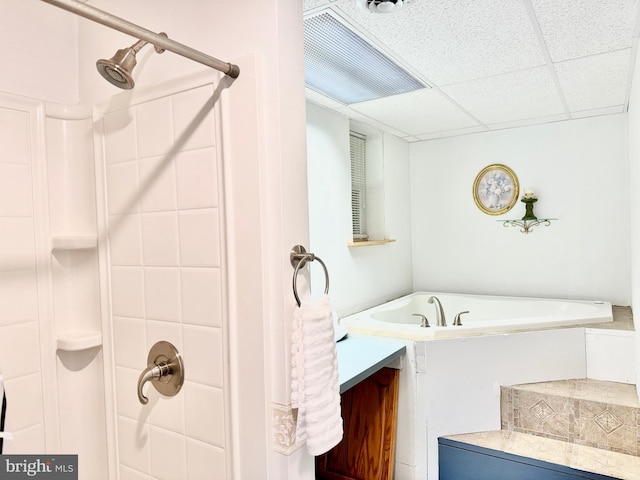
[{"left": 40, "top": 0, "right": 240, "bottom": 78}]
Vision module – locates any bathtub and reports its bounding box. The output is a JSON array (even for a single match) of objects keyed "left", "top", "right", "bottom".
[{"left": 339, "top": 292, "right": 613, "bottom": 340}]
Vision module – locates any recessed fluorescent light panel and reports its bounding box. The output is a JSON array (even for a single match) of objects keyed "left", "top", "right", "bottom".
[{"left": 303, "top": 10, "right": 428, "bottom": 104}]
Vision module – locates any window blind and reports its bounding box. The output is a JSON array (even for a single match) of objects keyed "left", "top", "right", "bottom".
[{"left": 350, "top": 131, "right": 368, "bottom": 240}]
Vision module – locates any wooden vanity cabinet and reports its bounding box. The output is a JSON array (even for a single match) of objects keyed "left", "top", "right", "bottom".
[{"left": 316, "top": 367, "right": 400, "bottom": 480}]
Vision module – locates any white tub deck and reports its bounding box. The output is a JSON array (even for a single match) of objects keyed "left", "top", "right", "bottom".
[{"left": 340, "top": 292, "right": 613, "bottom": 340}]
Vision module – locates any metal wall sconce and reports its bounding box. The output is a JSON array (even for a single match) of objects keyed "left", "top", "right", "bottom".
[
  {"left": 500, "top": 189, "right": 555, "bottom": 234},
  {"left": 502, "top": 218, "right": 554, "bottom": 234}
]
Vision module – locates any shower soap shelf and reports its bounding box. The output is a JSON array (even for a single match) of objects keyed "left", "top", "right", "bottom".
[
  {"left": 56, "top": 331, "right": 102, "bottom": 352},
  {"left": 51, "top": 234, "right": 98, "bottom": 251}
]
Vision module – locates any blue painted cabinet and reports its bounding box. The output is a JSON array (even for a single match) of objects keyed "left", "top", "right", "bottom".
[{"left": 438, "top": 438, "right": 619, "bottom": 480}]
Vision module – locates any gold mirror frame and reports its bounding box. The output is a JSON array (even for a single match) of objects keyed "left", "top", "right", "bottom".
[{"left": 473, "top": 164, "right": 520, "bottom": 216}]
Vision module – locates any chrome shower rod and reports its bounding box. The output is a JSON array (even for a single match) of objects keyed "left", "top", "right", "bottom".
[{"left": 41, "top": 0, "right": 240, "bottom": 78}]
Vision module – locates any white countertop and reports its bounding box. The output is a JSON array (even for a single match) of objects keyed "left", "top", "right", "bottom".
[{"left": 336, "top": 334, "right": 406, "bottom": 393}]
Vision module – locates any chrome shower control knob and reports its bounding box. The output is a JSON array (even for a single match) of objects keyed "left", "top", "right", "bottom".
[{"left": 137, "top": 341, "right": 184, "bottom": 405}]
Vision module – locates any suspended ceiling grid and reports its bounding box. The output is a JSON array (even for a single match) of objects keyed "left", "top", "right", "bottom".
[{"left": 302, "top": 0, "right": 640, "bottom": 141}]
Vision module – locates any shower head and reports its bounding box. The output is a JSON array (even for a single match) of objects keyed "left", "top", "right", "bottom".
[{"left": 96, "top": 33, "right": 167, "bottom": 89}]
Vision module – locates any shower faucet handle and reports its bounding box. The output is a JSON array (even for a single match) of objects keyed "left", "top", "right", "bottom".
[{"left": 137, "top": 341, "right": 184, "bottom": 405}]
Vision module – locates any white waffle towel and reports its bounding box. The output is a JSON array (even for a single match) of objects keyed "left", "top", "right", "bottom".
[{"left": 291, "top": 294, "right": 343, "bottom": 456}]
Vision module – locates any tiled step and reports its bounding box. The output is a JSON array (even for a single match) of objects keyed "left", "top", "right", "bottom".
[
  {"left": 501, "top": 378, "right": 640, "bottom": 457},
  {"left": 443, "top": 430, "right": 640, "bottom": 480}
]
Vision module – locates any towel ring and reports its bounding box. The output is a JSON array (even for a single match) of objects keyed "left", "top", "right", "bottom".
[{"left": 290, "top": 245, "right": 330, "bottom": 307}]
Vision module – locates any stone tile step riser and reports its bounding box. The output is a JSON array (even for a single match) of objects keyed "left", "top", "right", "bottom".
[{"left": 501, "top": 380, "right": 640, "bottom": 457}]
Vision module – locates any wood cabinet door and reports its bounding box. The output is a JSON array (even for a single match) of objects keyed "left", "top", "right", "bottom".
[{"left": 316, "top": 367, "right": 400, "bottom": 480}]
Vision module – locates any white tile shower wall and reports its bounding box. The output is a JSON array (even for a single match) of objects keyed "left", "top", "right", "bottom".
[
  {"left": 0, "top": 98, "right": 46, "bottom": 453},
  {"left": 101, "top": 83, "right": 228, "bottom": 479}
]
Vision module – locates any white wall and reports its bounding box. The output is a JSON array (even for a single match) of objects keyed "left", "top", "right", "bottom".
[
  {"left": 306, "top": 102, "right": 413, "bottom": 315},
  {"left": 585, "top": 328, "right": 636, "bottom": 384},
  {"left": 410, "top": 115, "right": 630, "bottom": 305},
  {"left": 0, "top": 0, "right": 78, "bottom": 104},
  {"left": 628, "top": 46, "right": 640, "bottom": 396}
]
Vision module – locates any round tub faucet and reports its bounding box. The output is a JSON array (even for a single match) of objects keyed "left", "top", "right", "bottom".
[{"left": 428, "top": 296, "right": 446, "bottom": 326}]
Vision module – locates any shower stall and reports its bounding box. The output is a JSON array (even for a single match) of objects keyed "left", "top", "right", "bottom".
[{"left": 0, "top": 1, "right": 310, "bottom": 479}]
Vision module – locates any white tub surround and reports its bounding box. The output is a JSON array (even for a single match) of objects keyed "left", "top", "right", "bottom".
[
  {"left": 341, "top": 292, "right": 612, "bottom": 340},
  {"left": 338, "top": 293, "right": 630, "bottom": 479}
]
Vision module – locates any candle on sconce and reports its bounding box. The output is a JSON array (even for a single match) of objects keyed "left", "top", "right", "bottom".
[{"left": 522, "top": 188, "right": 537, "bottom": 200}]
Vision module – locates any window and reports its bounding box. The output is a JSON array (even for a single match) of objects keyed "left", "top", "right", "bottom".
[
  {"left": 350, "top": 131, "right": 368, "bottom": 241},
  {"left": 347, "top": 124, "right": 394, "bottom": 247}
]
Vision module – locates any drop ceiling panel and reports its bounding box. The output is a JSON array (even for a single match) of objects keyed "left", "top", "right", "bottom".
[
  {"left": 302, "top": 0, "right": 640, "bottom": 141},
  {"left": 348, "top": 88, "right": 481, "bottom": 136},
  {"left": 303, "top": 0, "right": 332, "bottom": 11},
  {"left": 416, "top": 125, "right": 489, "bottom": 141},
  {"left": 571, "top": 105, "right": 626, "bottom": 118},
  {"left": 441, "top": 66, "right": 566, "bottom": 124},
  {"left": 333, "top": 0, "right": 546, "bottom": 86},
  {"left": 333, "top": 105, "right": 413, "bottom": 138},
  {"left": 487, "top": 113, "right": 570, "bottom": 131},
  {"left": 530, "top": 0, "right": 638, "bottom": 62},
  {"left": 554, "top": 49, "right": 632, "bottom": 111},
  {"left": 305, "top": 88, "right": 346, "bottom": 109}
]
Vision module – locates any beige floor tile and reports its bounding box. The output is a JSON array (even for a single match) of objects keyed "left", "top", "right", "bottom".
[{"left": 570, "top": 443, "right": 640, "bottom": 479}]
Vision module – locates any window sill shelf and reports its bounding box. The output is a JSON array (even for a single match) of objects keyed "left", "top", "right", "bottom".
[{"left": 347, "top": 239, "right": 396, "bottom": 247}]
